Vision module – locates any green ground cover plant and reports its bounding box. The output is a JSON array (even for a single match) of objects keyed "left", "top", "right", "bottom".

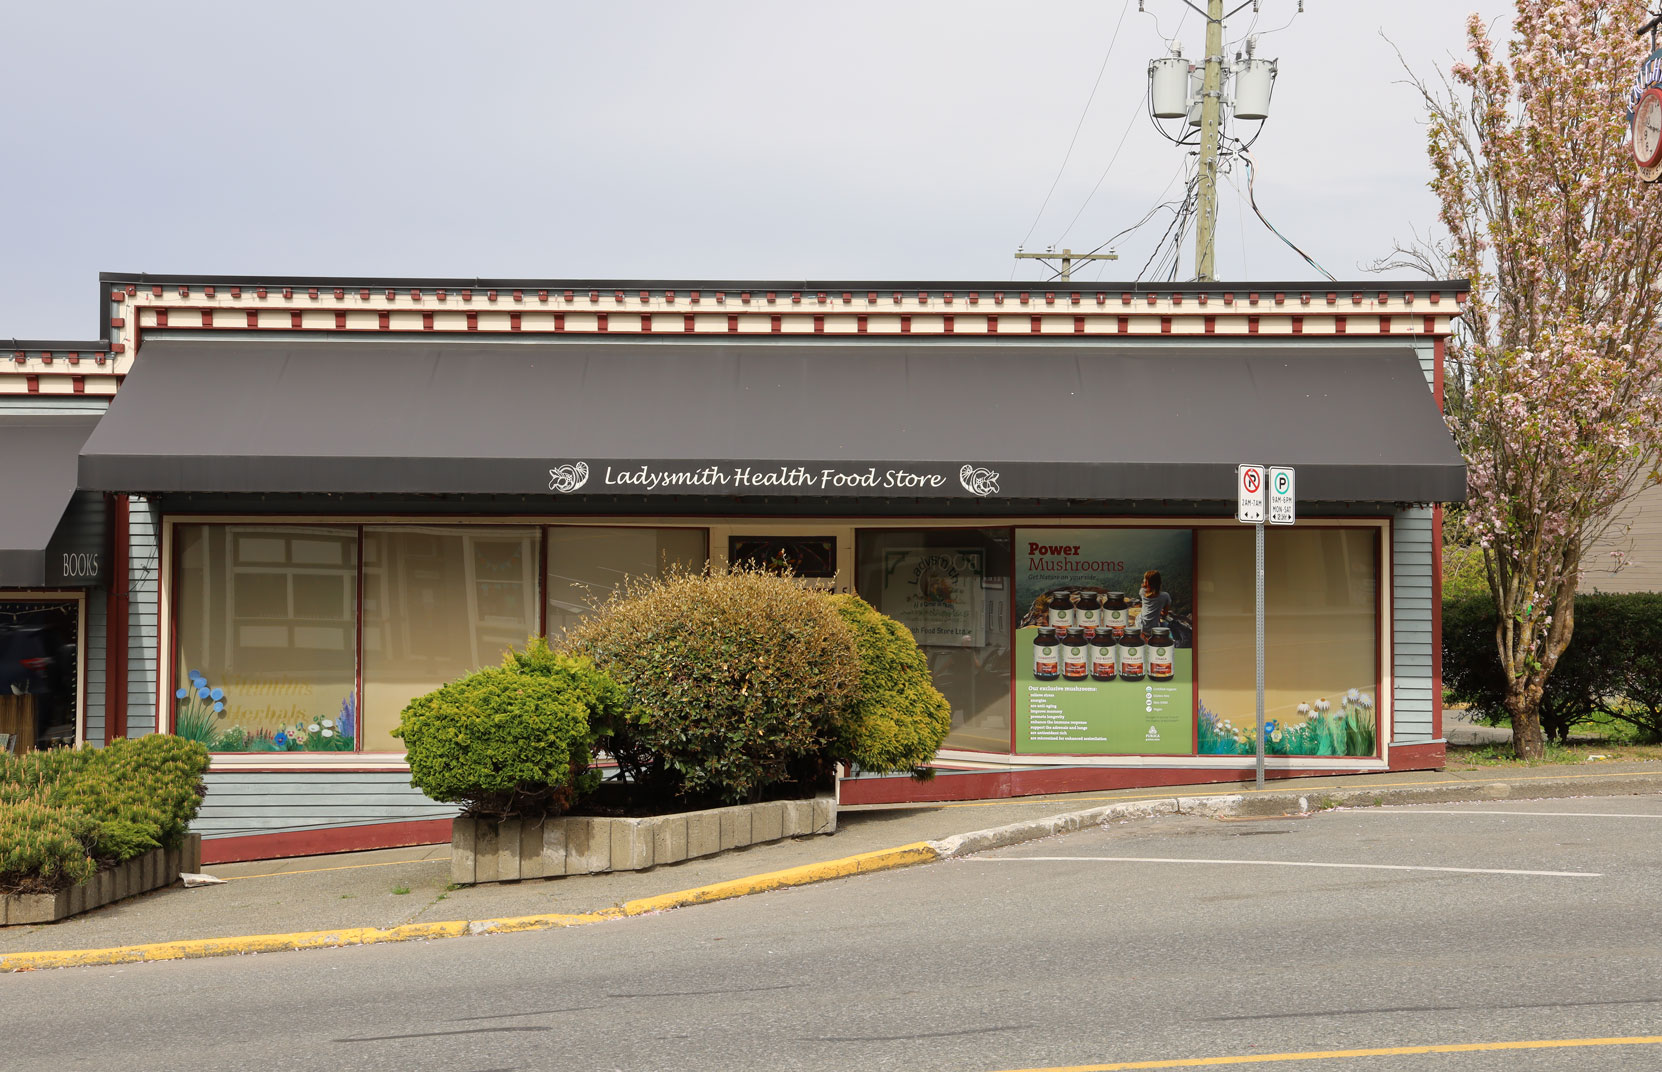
[{"left": 0, "top": 735, "right": 209, "bottom": 895}]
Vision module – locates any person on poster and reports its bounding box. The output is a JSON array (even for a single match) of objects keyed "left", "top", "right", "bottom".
[{"left": 1140, "top": 570, "right": 1173, "bottom": 634}]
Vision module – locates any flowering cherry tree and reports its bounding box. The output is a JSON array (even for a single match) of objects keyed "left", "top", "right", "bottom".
[{"left": 1417, "top": 1, "right": 1662, "bottom": 757}]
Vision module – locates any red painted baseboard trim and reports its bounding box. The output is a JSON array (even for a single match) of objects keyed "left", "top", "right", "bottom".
[
  {"left": 200, "top": 818, "right": 454, "bottom": 864},
  {"left": 1386, "top": 741, "right": 1446, "bottom": 770},
  {"left": 841, "top": 744, "right": 1448, "bottom": 806}
]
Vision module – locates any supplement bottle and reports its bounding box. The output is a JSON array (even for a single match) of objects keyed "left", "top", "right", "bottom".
[
  {"left": 1149, "top": 626, "right": 1176, "bottom": 680},
  {"left": 1075, "top": 591, "right": 1103, "bottom": 639},
  {"left": 1119, "top": 628, "right": 1146, "bottom": 682},
  {"left": 1048, "top": 589, "right": 1076, "bottom": 630},
  {"left": 1033, "top": 626, "right": 1061, "bottom": 680},
  {"left": 1062, "top": 627, "right": 1090, "bottom": 680},
  {"left": 1103, "top": 591, "right": 1129, "bottom": 637},
  {"left": 1089, "top": 628, "right": 1117, "bottom": 681}
]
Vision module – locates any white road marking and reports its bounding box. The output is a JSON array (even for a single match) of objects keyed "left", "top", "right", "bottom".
[
  {"left": 966, "top": 856, "right": 1601, "bottom": 878},
  {"left": 1347, "top": 809, "right": 1662, "bottom": 819}
]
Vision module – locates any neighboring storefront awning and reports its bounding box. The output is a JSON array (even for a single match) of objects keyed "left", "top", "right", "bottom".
[
  {"left": 1, "top": 415, "right": 109, "bottom": 587},
  {"left": 79, "top": 339, "right": 1466, "bottom": 504}
]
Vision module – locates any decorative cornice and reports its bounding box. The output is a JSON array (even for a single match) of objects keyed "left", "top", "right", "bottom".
[{"left": 0, "top": 277, "right": 1467, "bottom": 394}]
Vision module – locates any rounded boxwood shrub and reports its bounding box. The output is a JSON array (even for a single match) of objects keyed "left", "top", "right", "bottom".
[
  {"left": 827, "top": 594, "right": 950, "bottom": 777},
  {"left": 393, "top": 642, "right": 621, "bottom": 821},
  {"left": 563, "top": 567, "right": 859, "bottom": 805}
]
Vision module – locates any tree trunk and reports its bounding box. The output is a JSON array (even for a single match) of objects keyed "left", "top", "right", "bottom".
[{"left": 1505, "top": 679, "right": 1547, "bottom": 760}]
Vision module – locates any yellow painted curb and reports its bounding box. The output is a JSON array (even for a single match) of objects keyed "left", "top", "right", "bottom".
[
  {"left": 0, "top": 842, "right": 940, "bottom": 972},
  {"left": 621, "top": 841, "right": 939, "bottom": 916}
]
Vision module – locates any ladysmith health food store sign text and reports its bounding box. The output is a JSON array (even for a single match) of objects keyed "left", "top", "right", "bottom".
[
  {"left": 546, "top": 461, "right": 1003, "bottom": 496},
  {"left": 1015, "top": 529, "right": 1195, "bottom": 755}
]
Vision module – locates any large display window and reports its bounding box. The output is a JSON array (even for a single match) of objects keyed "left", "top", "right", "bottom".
[
  {"left": 361, "top": 526, "right": 542, "bottom": 751},
  {"left": 545, "top": 526, "right": 707, "bottom": 639},
  {"left": 1013, "top": 528, "right": 1195, "bottom": 754},
  {"left": 1194, "top": 527, "right": 1380, "bottom": 757},
  {"left": 856, "top": 528, "right": 1012, "bottom": 753},
  {"left": 168, "top": 519, "right": 1381, "bottom": 762},
  {"left": 1008, "top": 524, "right": 1379, "bottom": 758},
  {"left": 173, "top": 522, "right": 706, "bottom": 753},
  {"left": 173, "top": 525, "right": 359, "bottom": 752}
]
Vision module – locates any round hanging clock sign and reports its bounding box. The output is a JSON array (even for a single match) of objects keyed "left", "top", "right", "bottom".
[{"left": 1635, "top": 85, "right": 1662, "bottom": 179}]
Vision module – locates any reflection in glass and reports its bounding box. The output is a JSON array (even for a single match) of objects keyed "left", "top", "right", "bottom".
[
  {"left": 1195, "top": 528, "right": 1379, "bottom": 757},
  {"left": 173, "top": 524, "right": 359, "bottom": 753},
  {"left": 360, "top": 526, "right": 542, "bottom": 751},
  {"left": 856, "top": 529, "right": 1013, "bottom": 754},
  {"left": 546, "top": 527, "right": 707, "bottom": 640}
]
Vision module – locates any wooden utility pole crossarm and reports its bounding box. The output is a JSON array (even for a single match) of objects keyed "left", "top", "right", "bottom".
[{"left": 1012, "top": 248, "right": 1119, "bottom": 282}]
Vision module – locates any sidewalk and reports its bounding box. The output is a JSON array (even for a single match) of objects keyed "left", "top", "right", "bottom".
[{"left": 4, "top": 759, "right": 1661, "bottom": 967}]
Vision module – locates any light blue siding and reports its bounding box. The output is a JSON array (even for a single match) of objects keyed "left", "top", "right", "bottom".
[
  {"left": 1392, "top": 506, "right": 1436, "bottom": 742},
  {"left": 193, "top": 771, "right": 458, "bottom": 841},
  {"left": 127, "top": 496, "right": 160, "bottom": 736},
  {"left": 84, "top": 594, "right": 106, "bottom": 745}
]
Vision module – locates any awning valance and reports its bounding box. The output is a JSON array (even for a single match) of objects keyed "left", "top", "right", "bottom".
[
  {"left": 78, "top": 339, "right": 1466, "bottom": 505},
  {"left": 2, "top": 415, "right": 108, "bottom": 588}
]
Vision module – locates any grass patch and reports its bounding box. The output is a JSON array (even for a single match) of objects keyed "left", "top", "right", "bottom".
[
  {"left": 391, "top": 885, "right": 411, "bottom": 895},
  {"left": 1445, "top": 741, "right": 1662, "bottom": 770}
]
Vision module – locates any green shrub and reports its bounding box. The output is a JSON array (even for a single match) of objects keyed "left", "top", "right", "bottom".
[
  {"left": 393, "top": 641, "right": 619, "bottom": 821},
  {"left": 563, "top": 567, "right": 860, "bottom": 805},
  {"left": 827, "top": 594, "right": 949, "bottom": 777},
  {"left": 0, "top": 796, "right": 97, "bottom": 893},
  {"left": 0, "top": 735, "right": 209, "bottom": 894},
  {"left": 1443, "top": 591, "right": 1662, "bottom": 742},
  {"left": 1579, "top": 593, "right": 1662, "bottom": 742},
  {"left": 1441, "top": 541, "right": 1489, "bottom": 602}
]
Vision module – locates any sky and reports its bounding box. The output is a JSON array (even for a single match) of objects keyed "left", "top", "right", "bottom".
[{"left": 1, "top": 0, "right": 1513, "bottom": 341}]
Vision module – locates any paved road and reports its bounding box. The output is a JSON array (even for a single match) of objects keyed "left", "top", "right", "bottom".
[{"left": 10, "top": 796, "right": 1662, "bottom": 1072}]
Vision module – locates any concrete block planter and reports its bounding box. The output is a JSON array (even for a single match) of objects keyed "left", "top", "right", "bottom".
[
  {"left": 0, "top": 834, "right": 202, "bottom": 926},
  {"left": 451, "top": 795, "right": 835, "bottom": 886}
]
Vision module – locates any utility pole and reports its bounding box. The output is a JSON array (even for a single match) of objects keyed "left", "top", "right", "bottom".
[
  {"left": 1012, "top": 247, "right": 1119, "bottom": 282},
  {"left": 1194, "top": 0, "right": 1225, "bottom": 282},
  {"left": 1145, "top": 1, "right": 1288, "bottom": 281}
]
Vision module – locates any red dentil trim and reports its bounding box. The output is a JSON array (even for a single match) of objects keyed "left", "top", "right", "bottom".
[{"left": 200, "top": 818, "right": 454, "bottom": 864}]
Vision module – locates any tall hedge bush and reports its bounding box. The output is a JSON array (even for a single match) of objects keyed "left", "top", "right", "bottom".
[
  {"left": 827, "top": 594, "right": 950, "bottom": 777},
  {"left": 1443, "top": 591, "right": 1662, "bottom": 742},
  {"left": 562, "top": 568, "right": 860, "bottom": 805},
  {"left": 393, "top": 639, "right": 622, "bottom": 821}
]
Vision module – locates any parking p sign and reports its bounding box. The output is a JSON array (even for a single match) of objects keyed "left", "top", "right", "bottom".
[
  {"left": 1268, "top": 466, "right": 1295, "bottom": 525},
  {"left": 1236, "top": 464, "right": 1266, "bottom": 523}
]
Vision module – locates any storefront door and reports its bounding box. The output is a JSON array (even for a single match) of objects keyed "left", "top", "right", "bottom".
[
  {"left": 0, "top": 598, "right": 81, "bottom": 753},
  {"left": 708, "top": 524, "right": 855, "bottom": 594}
]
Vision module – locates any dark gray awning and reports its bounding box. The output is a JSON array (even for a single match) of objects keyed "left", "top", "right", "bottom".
[
  {"left": 79, "top": 339, "right": 1466, "bottom": 504},
  {"left": 2, "top": 415, "right": 108, "bottom": 587}
]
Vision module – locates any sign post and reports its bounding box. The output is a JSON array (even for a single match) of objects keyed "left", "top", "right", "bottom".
[{"left": 1237, "top": 464, "right": 1292, "bottom": 789}]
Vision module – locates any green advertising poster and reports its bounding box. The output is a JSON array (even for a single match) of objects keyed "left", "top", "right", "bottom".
[{"left": 1014, "top": 528, "right": 1194, "bottom": 755}]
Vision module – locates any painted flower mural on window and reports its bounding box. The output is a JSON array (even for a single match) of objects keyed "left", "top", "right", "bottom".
[
  {"left": 172, "top": 677, "right": 357, "bottom": 752},
  {"left": 1197, "top": 689, "right": 1376, "bottom": 758}
]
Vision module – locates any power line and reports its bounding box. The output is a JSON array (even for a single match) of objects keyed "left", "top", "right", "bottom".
[
  {"left": 1056, "top": 101, "right": 1145, "bottom": 245},
  {"left": 1016, "top": 0, "right": 1133, "bottom": 249},
  {"left": 1240, "top": 151, "right": 1335, "bottom": 280}
]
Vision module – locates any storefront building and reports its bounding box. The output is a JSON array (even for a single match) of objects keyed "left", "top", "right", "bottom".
[{"left": 3, "top": 274, "right": 1465, "bottom": 862}]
